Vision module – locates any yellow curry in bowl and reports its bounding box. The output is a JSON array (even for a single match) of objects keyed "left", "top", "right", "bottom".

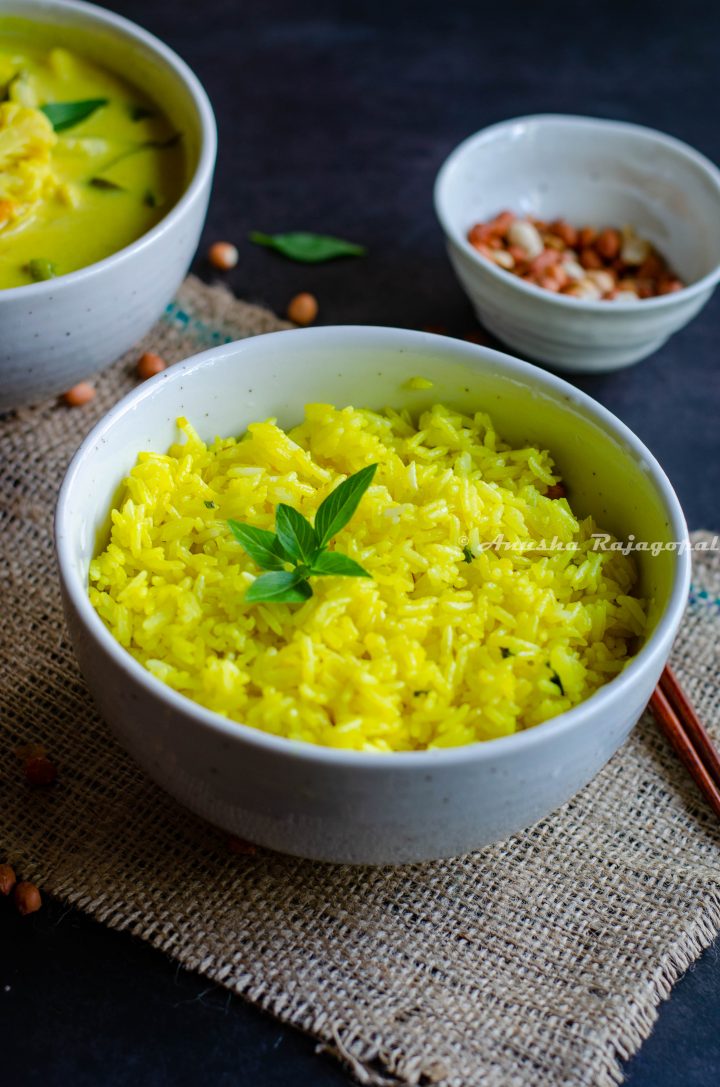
[{"left": 0, "top": 39, "right": 185, "bottom": 289}]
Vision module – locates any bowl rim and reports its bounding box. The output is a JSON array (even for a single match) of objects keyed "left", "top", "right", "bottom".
[
  {"left": 434, "top": 112, "right": 720, "bottom": 313},
  {"left": 0, "top": 0, "right": 217, "bottom": 300},
  {"left": 55, "top": 325, "right": 691, "bottom": 768}
]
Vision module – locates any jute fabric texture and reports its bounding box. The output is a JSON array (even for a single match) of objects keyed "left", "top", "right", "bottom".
[{"left": 2, "top": 276, "right": 719, "bottom": 1086}]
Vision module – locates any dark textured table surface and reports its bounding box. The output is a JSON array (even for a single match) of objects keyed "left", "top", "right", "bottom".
[{"left": 3, "top": 1, "right": 719, "bottom": 1083}]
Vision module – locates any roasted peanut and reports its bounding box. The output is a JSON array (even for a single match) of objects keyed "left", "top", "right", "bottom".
[
  {"left": 208, "top": 241, "right": 239, "bottom": 271},
  {"left": 13, "top": 881, "right": 42, "bottom": 916},
  {"left": 137, "top": 351, "right": 167, "bottom": 380},
  {"left": 596, "top": 228, "right": 621, "bottom": 260},
  {"left": 287, "top": 292, "right": 319, "bottom": 326},
  {"left": 62, "top": 382, "right": 95, "bottom": 407},
  {"left": 507, "top": 219, "right": 544, "bottom": 259},
  {"left": 0, "top": 864, "right": 16, "bottom": 896},
  {"left": 466, "top": 214, "right": 681, "bottom": 299}
]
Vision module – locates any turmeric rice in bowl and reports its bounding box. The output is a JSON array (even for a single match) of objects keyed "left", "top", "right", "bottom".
[{"left": 88, "top": 401, "right": 646, "bottom": 752}]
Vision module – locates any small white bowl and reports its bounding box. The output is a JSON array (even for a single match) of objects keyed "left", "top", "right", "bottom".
[
  {"left": 0, "top": 0, "right": 216, "bottom": 411},
  {"left": 55, "top": 327, "right": 690, "bottom": 864},
  {"left": 434, "top": 114, "right": 720, "bottom": 373}
]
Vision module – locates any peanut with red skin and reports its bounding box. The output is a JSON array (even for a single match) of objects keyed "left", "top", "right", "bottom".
[
  {"left": 487, "top": 210, "right": 516, "bottom": 237},
  {"left": 579, "top": 226, "right": 597, "bottom": 247},
  {"left": 550, "top": 219, "right": 578, "bottom": 248},
  {"left": 466, "top": 214, "right": 681, "bottom": 299},
  {"left": 0, "top": 864, "right": 16, "bottom": 896},
  {"left": 287, "top": 292, "right": 319, "bottom": 326},
  {"left": 137, "top": 351, "right": 167, "bottom": 381},
  {"left": 596, "top": 228, "right": 621, "bottom": 261},
  {"left": 207, "top": 241, "right": 239, "bottom": 271},
  {"left": 13, "top": 881, "right": 42, "bottom": 916},
  {"left": 579, "top": 247, "right": 603, "bottom": 270},
  {"left": 529, "top": 249, "right": 561, "bottom": 276},
  {"left": 62, "top": 382, "right": 95, "bottom": 407}
]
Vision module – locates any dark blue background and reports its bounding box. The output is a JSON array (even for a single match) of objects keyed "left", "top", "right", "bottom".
[{"left": 2, "top": 1, "right": 719, "bottom": 1083}]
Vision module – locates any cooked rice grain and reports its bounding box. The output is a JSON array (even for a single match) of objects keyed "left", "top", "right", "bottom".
[{"left": 88, "top": 403, "right": 645, "bottom": 751}]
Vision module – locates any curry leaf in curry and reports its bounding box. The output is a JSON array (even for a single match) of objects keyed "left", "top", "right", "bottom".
[
  {"left": 228, "top": 463, "right": 377, "bottom": 603},
  {"left": 27, "top": 258, "right": 56, "bottom": 281},
  {"left": 41, "top": 97, "right": 109, "bottom": 132}
]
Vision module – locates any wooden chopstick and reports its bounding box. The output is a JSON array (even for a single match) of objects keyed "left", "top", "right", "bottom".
[
  {"left": 661, "top": 665, "right": 720, "bottom": 790},
  {"left": 649, "top": 667, "right": 720, "bottom": 821}
]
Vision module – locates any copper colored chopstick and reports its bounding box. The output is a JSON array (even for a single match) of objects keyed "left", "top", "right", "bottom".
[
  {"left": 660, "top": 665, "right": 720, "bottom": 790},
  {"left": 649, "top": 678, "right": 720, "bottom": 822}
]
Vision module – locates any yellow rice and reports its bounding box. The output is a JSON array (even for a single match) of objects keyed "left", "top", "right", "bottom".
[{"left": 88, "top": 403, "right": 646, "bottom": 751}]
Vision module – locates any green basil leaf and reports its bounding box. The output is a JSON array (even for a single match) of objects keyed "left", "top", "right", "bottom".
[
  {"left": 275, "top": 504, "right": 318, "bottom": 563},
  {"left": 248, "top": 231, "right": 366, "bottom": 263},
  {"left": 309, "top": 551, "right": 371, "bottom": 578},
  {"left": 228, "top": 520, "right": 288, "bottom": 571},
  {"left": 245, "top": 571, "right": 313, "bottom": 603},
  {"left": 41, "top": 98, "right": 108, "bottom": 132},
  {"left": 314, "top": 464, "right": 378, "bottom": 547}
]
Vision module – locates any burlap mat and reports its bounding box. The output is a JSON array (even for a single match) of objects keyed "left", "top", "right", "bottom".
[{"left": 2, "top": 275, "right": 719, "bottom": 1087}]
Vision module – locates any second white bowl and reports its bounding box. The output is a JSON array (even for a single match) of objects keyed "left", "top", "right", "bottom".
[{"left": 434, "top": 114, "right": 720, "bottom": 372}]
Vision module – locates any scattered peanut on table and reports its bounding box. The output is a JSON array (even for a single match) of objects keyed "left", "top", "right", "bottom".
[
  {"left": 13, "top": 881, "right": 42, "bottom": 916},
  {"left": 137, "top": 351, "right": 167, "bottom": 380},
  {"left": 62, "top": 381, "right": 96, "bottom": 407},
  {"left": 287, "top": 291, "right": 319, "bottom": 325},
  {"left": 0, "top": 863, "right": 16, "bottom": 896},
  {"left": 467, "top": 212, "right": 683, "bottom": 300},
  {"left": 208, "top": 241, "right": 239, "bottom": 271}
]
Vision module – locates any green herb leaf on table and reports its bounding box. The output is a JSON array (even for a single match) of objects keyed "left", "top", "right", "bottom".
[
  {"left": 245, "top": 571, "right": 313, "bottom": 604},
  {"left": 248, "top": 231, "right": 367, "bottom": 263},
  {"left": 228, "top": 521, "right": 288, "bottom": 571},
  {"left": 228, "top": 463, "right": 377, "bottom": 604},
  {"left": 314, "top": 463, "right": 377, "bottom": 547},
  {"left": 309, "top": 551, "right": 371, "bottom": 578},
  {"left": 41, "top": 98, "right": 109, "bottom": 132}
]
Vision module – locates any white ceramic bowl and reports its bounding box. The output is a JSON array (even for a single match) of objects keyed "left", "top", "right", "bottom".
[
  {"left": 434, "top": 114, "right": 720, "bottom": 373},
  {"left": 0, "top": 0, "right": 216, "bottom": 411},
  {"left": 56, "top": 327, "right": 690, "bottom": 864}
]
